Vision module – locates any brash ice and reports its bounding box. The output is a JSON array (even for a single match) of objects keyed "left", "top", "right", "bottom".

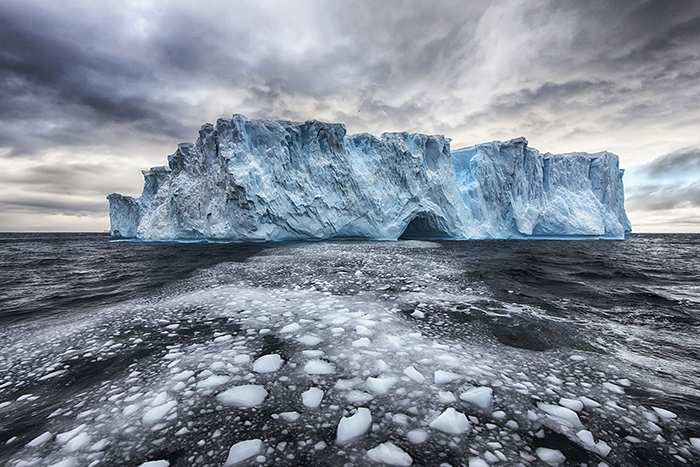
[{"left": 108, "top": 115, "right": 631, "bottom": 241}]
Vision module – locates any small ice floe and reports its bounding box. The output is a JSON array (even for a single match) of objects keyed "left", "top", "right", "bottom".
[
  {"left": 410, "top": 310, "right": 425, "bottom": 319},
  {"left": 64, "top": 432, "right": 91, "bottom": 452},
  {"left": 576, "top": 430, "right": 596, "bottom": 449},
  {"left": 406, "top": 429, "right": 429, "bottom": 444},
  {"left": 690, "top": 437, "right": 700, "bottom": 450},
  {"left": 459, "top": 387, "right": 493, "bottom": 409},
  {"left": 233, "top": 355, "right": 251, "bottom": 365},
  {"left": 403, "top": 366, "right": 425, "bottom": 383},
  {"left": 336, "top": 408, "right": 372, "bottom": 444},
  {"left": 26, "top": 431, "right": 53, "bottom": 447},
  {"left": 137, "top": 461, "right": 170, "bottom": 467},
  {"left": 142, "top": 401, "right": 177, "bottom": 425},
  {"left": 196, "top": 375, "right": 230, "bottom": 389},
  {"left": 56, "top": 425, "right": 87, "bottom": 445},
  {"left": 252, "top": 354, "right": 283, "bottom": 373},
  {"left": 216, "top": 385, "right": 268, "bottom": 408},
  {"left": 346, "top": 390, "right": 374, "bottom": 403},
  {"left": 366, "top": 376, "right": 398, "bottom": 395},
  {"left": 434, "top": 370, "right": 461, "bottom": 384},
  {"left": 366, "top": 441, "right": 413, "bottom": 466},
  {"left": 559, "top": 398, "right": 584, "bottom": 412},
  {"left": 280, "top": 323, "right": 301, "bottom": 333},
  {"left": 468, "top": 458, "right": 489, "bottom": 467},
  {"left": 438, "top": 391, "right": 457, "bottom": 403},
  {"left": 602, "top": 382, "right": 625, "bottom": 394},
  {"left": 429, "top": 408, "right": 470, "bottom": 434},
  {"left": 302, "top": 387, "right": 324, "bottom": 408},
  {"left": 171, "top": 370, "right": 194, "bottom": 381},
  {"left": 304, "top": 360, "right": 336, "bottom": 375},
  {"left": 297, "top": 335, "right": 322, "bottom": 346},
  {"left": 224, "top": 439, "right": 263, "bottom": 466},
  {"left": 279, "top": 412, "right": 300, "bottom": 422},
  {"left": 536, "top": 447, "right": 566, "bottom": 465},
  {"left": 579, "top": 396, "right": 601, "bottom": 408},
  {"left": 652, "top": 406, "right": 678, "bottom": 419},
  {"left": 538, "top": 403, "right": 583, "bottom": 429},
  {"left": 352, "top": 337, "right": 371, "bottom": 348}
]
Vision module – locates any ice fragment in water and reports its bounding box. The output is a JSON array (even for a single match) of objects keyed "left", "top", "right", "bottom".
[
  {"left": 336, "top": 408, "right": 372, "bottom": 444},
  {"left": 536, "top": 447, "right": 566, "bottom": 465},
  {"left": 252, "top": 354, "right": 283, "bottom": 373},
  {"left": 302, "top": 387, "right": 324, "bottom": 408},
  {"left": 304, "top": 360, "right": 336, "bottom": 375},
  {"left": 434, "top": 370, "right": 461, "bottom": 384},
  {"left": 366, "top": 441, "right": 413, "bottom": 466},
  {"left": 576, "top": 430, "right": 596, "bottom": 449},
  {"left": 216, "top": 385, "right": 268, "bottom": 408},
  {"left": 429, "top": 407, "right": 470, "bottom": 434},
  {"left": 652, "top": 406, "right": 677, "bottom": 419},
  {"left": 366, "top": 376, "right": 398, "bottom": 395},
  {"left": 279, "top": 412, "right": 300, "bottom": 422},
  {"left": 137, "top": 461, "right": 170, "bottom": 467},
  {"left": 26, "top": 431, "right": 53, "bottom": 447},
  {"left": 403, "top": 366, "right": 425, "bottom": 383},
  {"left": 538, "top": 403, "right": 583, "bottom": 429},
  {"left": 224, "top": 439, "right": 263, "bottom": 466},
  {"left": 142, "top": 401, "right": 177, "bottom": 425},
  {"left": 406, "top": 429, "right": 429, "bottom": 444},
  {"left": 459, "top": 387, "right": 493, "bottom": 409},
  {"left": 196, "top": 375, "right": 230, "bottom": 389},
  {"left": 559, "top": 397, "right": 583, "bottom": 412}
]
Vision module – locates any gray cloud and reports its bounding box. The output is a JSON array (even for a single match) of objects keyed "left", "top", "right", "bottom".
[
  {"left": 627, "top": 184, "right": 700, "bottom": 212},
  {"left": 639, "top": 148, "right": 700, "bottom": 177}
]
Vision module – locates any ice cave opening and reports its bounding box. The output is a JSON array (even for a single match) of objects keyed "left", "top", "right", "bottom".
[{"left": 398, "top": 213, "right": 450, "bottom": 240}]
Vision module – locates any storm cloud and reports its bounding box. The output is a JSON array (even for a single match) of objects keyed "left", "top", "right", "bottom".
[{"left": 1, "top": 0, "right": 699, "bottom": 231}]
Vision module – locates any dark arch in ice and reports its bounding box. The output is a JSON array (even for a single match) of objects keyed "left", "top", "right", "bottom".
[{"left": 399, "top": 212, "right": 450, "bottom": 240}]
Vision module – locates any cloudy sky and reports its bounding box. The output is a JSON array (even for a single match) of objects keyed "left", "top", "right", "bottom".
[{"left": 1, "top": 0, "right": 699, "bottom": 232}]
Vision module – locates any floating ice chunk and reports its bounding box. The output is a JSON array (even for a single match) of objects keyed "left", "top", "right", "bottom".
[
  {"left": 197, "top": 375, "right": 230, "bottom": 389},
  {"left": 280, "top": 323, "right": 301, "bottom": 333},
  {"left": 336, "top": 408, "right": 372, "bottom": 444},
  {"left": 602, "top": 382, "right": 624, "bottom": 394},
  {"left": 468, "top": 458, "right": 489, "bottom": 467},
  {"left": 304, "top": 360, "right": 336, "bottom": 375},
  {"left": 536, "top": 447, "right": 566, "bottom": 465},
  {"left": 403, "top": 366, "right": 425, "bottom": 383},
  {"left": 346, "top": 391, "right": 374, "bottom": 403},
  {"left": 576, "top": 430, "right": 596, "bottom": 449},
  {"left": 376, "top": 359, "right": 390, "bottom": 373},
  {"left": 233, "top": 355, "right": 251, "bottom": 365},
  {"left": 217, "top": 385, "right": 268, "bottom": 408},
  {"left": 302, "top": 387, "right": 324, "bottom": 408},
  {"left": 224, "top": 439, "right": 263, "bottom": 466},
  {"left": 579, "top": 396, "right": 601, "bottom": 408},
  {"left": 459, "top": 387, "right": 493, "bottom": 409},
  {"left": 64, "top": 432, "right": 91, "bottom": 452},
  {"left": 596, "top": 440, "right": 611, "bottom": 457},
  {"left": 538, "top": 403, "right": 583, "bottom": 429},
  {"left": 429, "top": 408, "right": 470, "bottom": 434},
  {"left": 491, "top": 410, "right": 506, "bottom": 420},
  {"left": 411, "top": 310, "right": 425, "bottom": 319},
  {"left": 355, "top": 325, "right": 372, "bottom": 336},
  {"left": 280, "top": 412, "right": 301, "bottom": 422},
  {"left": 171, "top": 370, "right": 194, "bottom": 381},
  {"left": 366, "top": 441, "right": 413, "bottom": 466},
  {"left": 690, "top": 438, "right": 700, "bottom": 450},
  {"left": 137, "top": 461, "right": 170, "bottom": 467},
  {"left": 366, "top": 377, "right": 398, "bottom": 395},
  {"left": 48, "top": 459, "right": 77, "bottom": 467},
  {"left": 652, "top": 407, "right": 677, "bottom": 419},
  {"left": 559, "top": 398, "right": 584, "bottom": 412},
  {"left": 434, "top": 370, "right": 461, "bottom": 384},
  {"left": 253, "top": 354, "right": 283, "bottom": 373},
  {"left": 27, "top": 431, "right": 52, "bottom": 447},
  {"left": 151, "top": 391, "right": 168, "bottom": 406},
  {"left": 353, "top": 337, "right": 371, "bottom": 348},
  {"left": 56, "top": 425, "right": 86, "bottom": 444},
  {"left": 407, "top": 429, "right": 429, "bottom": 444},
  {"left": 298, "top": 335, "right": 322, "bottom": 346},
  {"left": 438, "top": 391, "right": 457, "bottom": 403},
  {"left": 142, "top": 401, "right": 177, "bottom": 425}
]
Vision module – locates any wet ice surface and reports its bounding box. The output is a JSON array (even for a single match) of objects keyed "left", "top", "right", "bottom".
[{"left": 1, "top": 238, "right": 700, "bottom": 466}]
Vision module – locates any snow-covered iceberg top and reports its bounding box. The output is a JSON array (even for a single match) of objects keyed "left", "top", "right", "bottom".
[{"left": 108, "top": 115, "right": 631, "bottom": 241}]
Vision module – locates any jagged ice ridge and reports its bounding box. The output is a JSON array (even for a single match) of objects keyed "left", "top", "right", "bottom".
[{"left": 108, "top": 115, "right": 631, "bottom": 241}]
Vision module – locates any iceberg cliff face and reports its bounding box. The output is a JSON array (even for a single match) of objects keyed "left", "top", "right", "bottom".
[{"left": 108, "top": 115, "right": 630, "bottom": 241}]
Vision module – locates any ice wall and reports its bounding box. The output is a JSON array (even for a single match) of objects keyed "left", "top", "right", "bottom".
[{"left": 108, "top": 115, "right": 631, "bottom": 241}]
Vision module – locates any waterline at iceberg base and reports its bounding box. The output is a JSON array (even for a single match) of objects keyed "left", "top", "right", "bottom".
[{"left": 108, "top": 115, "right": 631, "bottom": 241}]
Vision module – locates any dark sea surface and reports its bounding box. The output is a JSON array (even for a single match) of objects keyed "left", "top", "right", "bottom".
[{"left": 0, "top": 233, "right": 699, "bottom": 467}]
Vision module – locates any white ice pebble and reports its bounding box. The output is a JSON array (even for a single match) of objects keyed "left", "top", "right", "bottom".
[
  {"left": 346, "top": 391, "right": 374, "bottom": 403},
  {"left": 336, "top": 408, "right": 372, "bottom": 444},
  {"left": 468, "top": 459, "right": 489, "bottom": 467},
  {"left": 375, "top": 359, "right": 390, "bottom": 373},
  {"left": 304, "top": 360, "right": 336, "bottom": 375},
  {"left": 142, "top": 401, "right": 177, "bottom": 425},
  {"left": 434, "top": 370, "right": 461, "bottom": 384},
  {"left": 652, "top": 406, "right": 677, "bottom": 419},
  {"left": 355, "top": 325, "right": 372, "bottom": 336},
  {"left": 48, "top": 460, "right": 76, "bottom": 467},
  {"left": 559, "top": 398, "right": 584, "bottom": 412},
  {"left": 280, "top": 323, "right": 301, "bottom": 333},
  {"left": 217, "top": 385, "right": 268, "bottom": 408},
  {"left": 429, "top": 408, "right": 470, "bottom": 434},
  {"left": 63, "top": 432, "right": 91, "bottom": 452},
  {"left": 56, "top": 425, "right": 86, "bottom": 444},
  {"left": 27, "top": 431, "right": 53, "bottom": 447},
  {"left": 602, "top": 382, "right": 625, "bottom": 394},
  {"left": 196, "top": 375, "right": 230, "bottom": 389},
  {"left": 233, "top": 355, "right": 251, "bottom": 365},
  {"left": 138, "top": 461, "right": 170, "bottom": 467},
  {"left": 538, "top": 403, "right": 583, "bottom": 429},
  {"left": 366, "top": 376, "right": 398, "bottom": 395},
  {"left": 438, "top": 391, "right": 457, "bottom": 403},
  {"left": 403, "top": 366, "right": 425, "bottom": 383},
  {"left": 279, "top": 412, "right": 301, "bottom": 422},
  {"left": 353, "top": 337, "right": 371, "bottom": 348},
  {"left": 406, "top": 429, "right": 429, "bottom": 444},
  {"left": 459, "top": 387, "right": 493, "bottom": 409},
  {"left": 253, "top": 354, "right": 283, "bottom": 373},
  {"left": 690, "top": 438, "right": 700, "bottom": 450},
  {"left": 224, "top": 439, "right": 263, "bottom": 466},
  {"left": 579, "top": 396, "right": 601, "bottom": 408},
  {"left": 366, "top": 441, "right": 413, "bottom": 466},
  {"left": 297, "top": 335, "right": 322, "bottom": 346},
  {"left": 596, "top": 440, "right": 612, "bottom": 457},
  {"left": 302, "top": 387, "right": 324, "bottom": 408},
  {"left": 171, "top": 370, "right": 194, "bottom": 381},
  {"left": 576, "top": 430, "right": 596, "bottom": 449},
  {"left": 536, "top": 447, "right": 566, "bottom": 465}
]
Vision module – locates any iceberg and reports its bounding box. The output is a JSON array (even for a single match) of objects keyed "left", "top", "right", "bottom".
[{"left": 108, "top": 115, "right": 630, "bottom": 241}]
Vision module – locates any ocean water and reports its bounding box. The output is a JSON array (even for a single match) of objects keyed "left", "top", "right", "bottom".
[{"left": 0, "top": 233, "right": 698, "bottom": 466}]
